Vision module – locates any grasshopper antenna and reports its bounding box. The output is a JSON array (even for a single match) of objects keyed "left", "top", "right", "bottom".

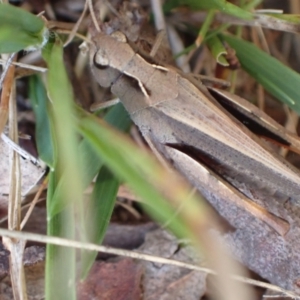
[{"left": 88, "top": 0, "right": 101, "bottom": 32}]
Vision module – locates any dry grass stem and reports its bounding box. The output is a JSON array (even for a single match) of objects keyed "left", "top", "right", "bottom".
[
  {"left": 0, "top": 228, "right": 297, "bottom": 298},
  {"left": 21, "top": 178, "right": 48, "bottom": 229}
]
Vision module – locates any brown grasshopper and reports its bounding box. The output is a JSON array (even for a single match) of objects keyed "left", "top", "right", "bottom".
[
  {"left": 89, "top": 14, "right": 300, "bottom": 293},
  {"left": 92, "top": 27, "right": 300, "bottom": 234},
  {"left": 84, "top": 0, "right": 300, "bottom": 294}
]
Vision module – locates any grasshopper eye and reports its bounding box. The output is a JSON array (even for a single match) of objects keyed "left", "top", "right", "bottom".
[
  {"left": 94, "top": 48, "right": 109, "bottom": 68},
  {"left": 111, "top": 31, "right": 127, "bottom": 43}
]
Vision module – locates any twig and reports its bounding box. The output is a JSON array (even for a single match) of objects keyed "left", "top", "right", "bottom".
[
  {"left": 0, "top": 54, "right": 16, "bottom": 136},
  {"left": 64, "top": 0, "right": 89, "bottom": 47},
  {"left": 21, "top": 178, "right": 48, "bottom": 229},
  {"left": 0, "top": 228, "right": 298, "bottom": 299},
  {"left": 0, "top": 59, "right": 47, "bottom": 72}
]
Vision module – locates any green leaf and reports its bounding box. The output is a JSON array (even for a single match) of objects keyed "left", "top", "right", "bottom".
[
  {"left": 0, "top": 3, "right": 48, "bottom": 53},
  {"left": 81, "top": 166, "right": 119, "bottom": 279},
  {"left": 29, "top": 75, "right": 54, "bottom": 167},
  {"left": 0, "top": 3, "right": 44, "bottom": 33},
  {"left": 222, "top": 34, "right": 300, "bottom": 115},
  {"left": 0, "top": 26, "right": 41, "bottom": 53}
]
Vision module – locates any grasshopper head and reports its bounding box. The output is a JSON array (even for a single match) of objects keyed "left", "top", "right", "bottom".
[
  {"left": 91, "top": 31, "right": 135, "bottom": 89},
  {"left": 90, "top": 32, "right": 122, "bottom": 88}
]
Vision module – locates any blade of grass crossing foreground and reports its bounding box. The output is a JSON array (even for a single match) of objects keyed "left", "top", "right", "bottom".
[
  {"left": 75, "top": 103, "right": 130, "bottom": 199},
  {"left": 78, "top": 115, "right": 207, "bottom": 240},
  {"left": 42, "top": 36, "right": 83, "bottom": 300}
]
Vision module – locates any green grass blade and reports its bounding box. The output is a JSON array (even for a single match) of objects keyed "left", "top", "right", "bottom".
[
  {"left": 78, "top": 114, "right": 213, "bottom": 243},
  {"left": 29, "top": 75, "right": 54, "bottom": 167},
  {"left": 78, "top": 116, "right": 186, "bottom": 236},
  {"left": 42, "top": 37, "right": 84, "bottom": 217},
  {"left": 222, "top": 34, "right": 300, "bottom": 114},
  {"left": 80, "top": 103, "right": 131, "bottom": 189},
  {"left": 42, "top": 36, "right": 83, "bottom": 300},
  {"left": 206, "top": 35, "right": 229, "bottom": 66},
  {"left": 45, "top": 184, "right": 76, "bottom": 300},
  {"left": 81, "top": 166, "right": 119, "bottom": 279}
]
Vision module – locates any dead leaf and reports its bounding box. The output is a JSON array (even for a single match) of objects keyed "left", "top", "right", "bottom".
[
  {"left": 77, "top": 258, "right": 143, "bottom": 300},
  {"left": 0, "top": 137, "right": 45, "bottom": 216}
]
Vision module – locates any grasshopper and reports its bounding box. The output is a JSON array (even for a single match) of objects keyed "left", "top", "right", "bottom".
[
  {"left": 85, "top": 0, "right": 300, "bottom": 294},
  {"left": 86, "top": 1, "right": 300, "bottom": 293},
  {"left": 92, "top": 27, "right": 300, "bottom": 235}
]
